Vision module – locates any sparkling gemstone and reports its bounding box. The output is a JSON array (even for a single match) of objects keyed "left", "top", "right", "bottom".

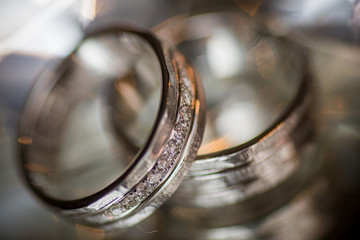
[
  {"left": 157, "top": 156, "right": 170, "bottom": 171},
  {"left": 138, "top": 181, "right": 154, "bottom": 196},
  {"left": 178, "top": 106, "right": 191, "bottom": 122},
  {"left": 132, "top": 190, "right": 143, "bottom": 203},
  {"left": 180, "top": 72, "right": 193, "bottom": 90},
  {"left": 172, "top": 132, "right": 182, "bottom": 144},
  {"left": 180, "top": 83, "right": 189, "bottom": 93},
  {"left": 122, "top": 195, "right": 137, "bottom": 209},
  {"left": 175, "top": 120, "right": 189, "bottom": 132},
  {"left": 110, "top": 205, "right": 122, "bottom": 216},
  {"left": 165, "top": 139, "right": 179, "bottom": 157},
  {"left": 185, "top": 82, "right": 193, "bottom": 92},
  {"left": 145, "top": 181, "right": 156, "bottom": 193},
  {"left": 174, "top": 123, "right": 188, "bottom": 142},
  {"left": 148, "top": 169, "right": 162, "bottom": 184},
  {"left": 135, "top": 182, "right": 148, "bottom": 199},
  {"left": 181, "top": 91, "right": 192, "bottom": 106}
]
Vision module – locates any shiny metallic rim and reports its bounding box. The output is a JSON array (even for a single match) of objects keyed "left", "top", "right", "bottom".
[
  {"left": 17, "top": 20, "right": 205, "bottom": 229},
  {"left": 154, "top": 13, "right": 316, "bottom": 208},
  {"left": 172, "top": 65, "right": 315, "bottom": 207}
]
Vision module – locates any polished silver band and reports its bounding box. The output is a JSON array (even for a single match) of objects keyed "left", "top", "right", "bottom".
[
  {"left": 171, "top": 68, "right": 315, "bottom": 208},
  {"left": 17, "top": 20, "right": 205, "bottom": 230},
  {"left": 153, "top": 13, "right": 317, "bottom": 208},
  {"left": 172, "top": 100, "right": 315, "bottom": 209}
]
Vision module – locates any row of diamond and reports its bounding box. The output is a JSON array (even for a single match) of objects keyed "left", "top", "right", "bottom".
[{"left": 90, "top": 66, "right": 195, "bottom": 223}]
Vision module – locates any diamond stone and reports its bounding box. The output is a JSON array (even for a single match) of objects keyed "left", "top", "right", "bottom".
[
  {"left": 180, "top": 75, "right": 193, "bottom": 91},
  {"left": 141, "top": 182, "right": 155, "bottom": 196},
  {"left": 178, "top": 106, "right": 191, "bottom": 122},
  {"left": 110, "top": 205, "right": 122, "bottom": 216},
  {"left": 174, "top": 123, "right": 188, "bottom": 140},
  {"left": 98, "top": 75, "right": 197, "bottom": 220},
  {"left": 148, "top": 169, "right": 162, "bottom": 184},
  {"left": 175, "top": 120, "right": 189, "bottom": 131},
  {"left": 135, "top": 183, "right": 148, "bottom": 199},
  {"left": 139, "top": 181, "right": 154, "bottom": 195},
  {"left": 122, "top": 195, "right": 136, "bottom": 209},
  {"left": 181, "top": 91, "right": 192, "bottom": 105},
  {"left": 158, "top": 156, "right": 170, "bottom": 171},
  {"left": 184, "top": 81, "right": 191, "bottom": 90},
  {"left": 132, "top": 192, "right": 143, "bottom": 203},
  {"left": 165, "top": 139, "right": 179, "bottom": 157}
]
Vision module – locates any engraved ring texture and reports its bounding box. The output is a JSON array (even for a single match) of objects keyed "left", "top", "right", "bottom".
[
  {"left": 153, "top": 13, "right": 316, "bottom": 208},
  {"left": 17, "top": 20, "right": 205, "bottom": 230}
]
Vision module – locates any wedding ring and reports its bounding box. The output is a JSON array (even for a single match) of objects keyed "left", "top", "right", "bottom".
[
  {"left": 152, "top": 10, "right": 322, "bottom": 239},
  {"left": 17, "top": 20, "right": 205, "bottom": 230},
  {"left": 107, "top": 12, "right": 316, "bottom": 209},
  {"left": 154, "top": 12, "right": 317, "bottom": 208}
]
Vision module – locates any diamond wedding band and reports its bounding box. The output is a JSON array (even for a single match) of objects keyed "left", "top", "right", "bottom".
[{"left": 17, "top": 20, "right": 205, "bottom": 230}]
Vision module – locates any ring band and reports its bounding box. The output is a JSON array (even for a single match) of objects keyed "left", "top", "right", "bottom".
[
  {"left": 17, "top": 20, "right": 205, "bottom": 229},
  {"left": 153, "top": 12, "right": 317, "bottom": 208},
  {"left": 171, "top": 70, "right": 315, "bottom": 207}
]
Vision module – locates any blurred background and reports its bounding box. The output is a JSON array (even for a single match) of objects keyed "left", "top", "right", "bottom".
[{"left": 0, "top": 0, "right": 360, "bottom": 239}]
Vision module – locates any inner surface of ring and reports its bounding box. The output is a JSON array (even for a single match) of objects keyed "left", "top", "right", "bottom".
[
  {"left": 166, "top": 13, "right": 303, "bottom": 155},
  {"left": 21, "top": 32, "right": 162, "bottom": 201}
]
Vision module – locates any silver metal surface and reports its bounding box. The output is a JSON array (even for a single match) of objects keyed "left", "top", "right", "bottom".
[
  {"left": 1, "top": 1, "right": 360, "bottom": 239},
  {"left": 107, "top": 12, "right": 318, "bottom": 209},
  {"left": 153, "top": 12, "right": 318, "bottom": 208},
  {"left": 16, "top": 20, "right": 206, "bottom": 229}
]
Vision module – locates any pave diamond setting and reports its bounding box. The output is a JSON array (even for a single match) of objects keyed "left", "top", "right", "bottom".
[{"left": 102, "top": 66, "right": 195, "bottom": 221}]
